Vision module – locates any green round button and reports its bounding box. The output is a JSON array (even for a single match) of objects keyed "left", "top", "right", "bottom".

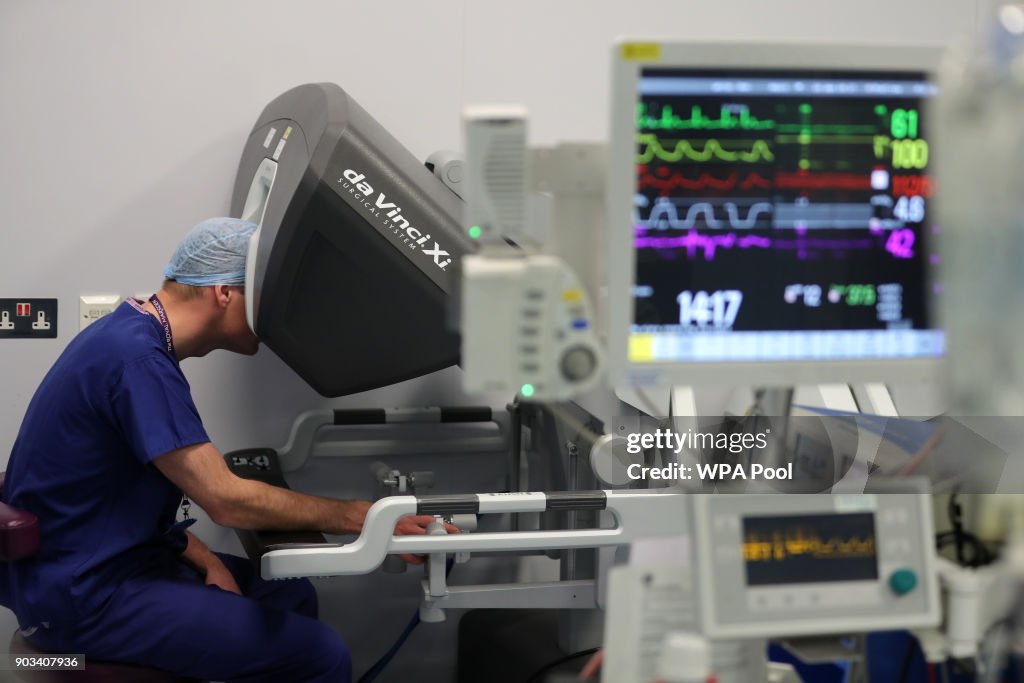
[{"left": 889, "top": 568, "right": 918, "bottom": 596}]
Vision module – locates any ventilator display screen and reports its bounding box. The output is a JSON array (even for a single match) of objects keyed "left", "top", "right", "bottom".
[
  {"left": 742, "top": 512, "right": 878, "bottom": 586},
  {"left": 629, "top": 68, "right": 943, "bottom": 364}
]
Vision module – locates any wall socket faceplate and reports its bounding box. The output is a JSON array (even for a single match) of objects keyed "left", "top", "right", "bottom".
[
  {"left": 80, "top": 295, "right": 121, "bottom": 331},
  {"left": 0, "top": 299, "right": 58, "bottom": 338}
]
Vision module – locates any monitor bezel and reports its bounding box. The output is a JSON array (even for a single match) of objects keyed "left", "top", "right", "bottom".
[
  {"left": 607, "top": 40, "right": 946, "bottom": 388},
  {"left": 689, "top": 486, "right": 940, "bottom": 639}
]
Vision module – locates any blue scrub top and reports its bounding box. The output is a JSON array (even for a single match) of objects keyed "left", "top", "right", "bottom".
[{"left": 2, "top": 300, "right": 210, "bottom": 630}]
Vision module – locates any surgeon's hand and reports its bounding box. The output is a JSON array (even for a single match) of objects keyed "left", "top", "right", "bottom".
[
  {"left": 204, "top": 557, "right": 243, "bottom": 595},
  {"left": 181, "top": 530, "right": 242, "bottom": 595},
  {"left": 393, "top": 515, "right": 460, "bottom": 565},
  {"left": 579, "top": 649, "right": 603, "bottom": 679}
]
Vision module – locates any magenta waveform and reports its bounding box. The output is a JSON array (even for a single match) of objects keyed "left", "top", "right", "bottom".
[
  {"left": 634, "top": 229, "right": 771, "bottom": 260},
  {"left": 635, "top": 227, "right": 883, "bottom": 261}
]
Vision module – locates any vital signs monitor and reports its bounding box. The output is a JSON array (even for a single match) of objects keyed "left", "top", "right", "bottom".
[{"left": 607, "top": 42, "right": 945, "bottom": 387}]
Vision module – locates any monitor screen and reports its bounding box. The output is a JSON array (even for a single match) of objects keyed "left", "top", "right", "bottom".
[
  {"left": 609, "top": 46, "right": 946, "bottom": 385},
  {"left": 742, "top": 512, "right": 879, "bottom": 586}
]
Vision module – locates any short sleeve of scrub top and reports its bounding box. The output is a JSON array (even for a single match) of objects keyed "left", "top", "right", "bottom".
[{"left": 109, "top": 353, "right": 210, "bottom": 464}]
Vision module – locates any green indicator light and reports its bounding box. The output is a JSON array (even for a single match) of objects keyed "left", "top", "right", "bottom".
[
  {"left": 799, "top": 103, "right": 812, "bottom": 114},
  {"left": 469, "top": 225, "right": 482, "bottom": 239},
  {"left": 521, "top": 384, "right": 535, "bottom": 398},
  {"left": 799, "top": 133, "right": 811, "bottom": 144},
  {"left": 875, "top": 104, "right": 887, "bottom": 116},
  {"left": 798, "top": 159, "right": 811, "bottom": 170}
]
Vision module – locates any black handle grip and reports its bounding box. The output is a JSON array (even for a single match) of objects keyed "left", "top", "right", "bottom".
[
  {"left": 545, "top": 491, "right": 607, "bottom": 512},
  {"left": 334, "top": 409, "right": 387, "bottom": 425},
  {"left": 333, "top": 407, "right": 494, "bottom": 425},
  {"left": 416, "top": 494, "right": 480, "bottom": 516}
]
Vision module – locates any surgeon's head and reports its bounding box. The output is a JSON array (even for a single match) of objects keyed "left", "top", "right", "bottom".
[{"left": 162, "top": 217, "right": 260, "bottom": 356}]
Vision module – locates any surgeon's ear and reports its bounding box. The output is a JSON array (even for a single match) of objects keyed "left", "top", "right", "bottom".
[{"left": 213, "top": 284, "right": 232, "bottom": 310}]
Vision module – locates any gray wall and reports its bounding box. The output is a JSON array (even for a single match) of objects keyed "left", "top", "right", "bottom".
[{"left": 0, "top": 1, "right": 980, "bottom": 680}]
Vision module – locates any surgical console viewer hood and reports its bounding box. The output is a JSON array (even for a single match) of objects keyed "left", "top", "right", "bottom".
[{"left": 231, "top": 83, "right": 474, "bottom": 396}]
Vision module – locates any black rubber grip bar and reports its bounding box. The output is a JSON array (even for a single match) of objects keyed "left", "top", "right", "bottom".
[
  {"left": 416, "top": 495, "right": 480, "bottom": 516},
  {"left": 333, "top": 409, "right": 387, "bottom": 425},
  {"left": 545, "top": 491, "right": 608, "bottom": 512},
  {"left": 440, "top": 406, "right": 493, "bottom": 422},
  {"left": 333, "top": 407, "right": 494, "bottom": 426}
]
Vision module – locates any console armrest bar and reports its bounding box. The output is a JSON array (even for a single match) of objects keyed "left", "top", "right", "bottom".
[{"left": 261, "top": 490, "right": 684, "bottom": 579}]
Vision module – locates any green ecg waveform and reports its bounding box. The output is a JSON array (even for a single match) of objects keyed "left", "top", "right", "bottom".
[
  {"left": 636, "top": 134, "right": 775, "bottom": 163},
  {"left": 637, "top": 104, "right": 776, "bottom": 131}
]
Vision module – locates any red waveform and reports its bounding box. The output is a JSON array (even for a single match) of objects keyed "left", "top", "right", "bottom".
[
  {"left": 740, "top": 173, "right": 772, "bottom": 190},
  {"left": 892, "top": 175, "right": 934, "bottom": 198},
  {"left": 637, "top": 165, "right": 772, "bottom": 191},
  {"left": 774, "top": 171, "right": 871, "bottom": 190}
]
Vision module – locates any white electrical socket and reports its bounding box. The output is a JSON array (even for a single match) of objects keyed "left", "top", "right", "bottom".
[
  {"left": 79, "top": 295, "right": 120, "bottom": 331},
  {"left": 0, "top": 311, "right": 13, "bottom": 330},
  {"left": 31, "top": 311, "right": 51, "bottom": 330}
]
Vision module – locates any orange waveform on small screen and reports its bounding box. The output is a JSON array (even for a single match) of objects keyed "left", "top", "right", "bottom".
[{"left": 743, "top": 529, "right": 876, "bottom": 563}]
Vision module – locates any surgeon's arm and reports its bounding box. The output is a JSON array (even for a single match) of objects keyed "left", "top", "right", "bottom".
[{"left": 153, "top": 442, "right": 443, "bottom": 539}]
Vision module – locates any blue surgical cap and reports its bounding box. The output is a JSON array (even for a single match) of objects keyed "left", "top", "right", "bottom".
[{"left": 163, "top": 217, "right": 258, "bottom": 286}]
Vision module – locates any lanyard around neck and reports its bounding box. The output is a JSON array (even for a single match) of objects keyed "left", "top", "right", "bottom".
[
  {"left": 146, "top": 294, "right": 189, "bottom": 519},
  {"left": 148, "top": 295, "right": 176, "bottom": 358}
]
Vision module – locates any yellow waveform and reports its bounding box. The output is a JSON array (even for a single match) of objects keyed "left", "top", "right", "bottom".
[
  {"left": 743, "top": 531, "right": 875, "bottom": 563},
  {"left": 636, "top": 134, "right": 775, "bottom": 163}
]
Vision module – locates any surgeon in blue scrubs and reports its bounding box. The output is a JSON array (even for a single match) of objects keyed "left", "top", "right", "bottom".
[{"left": 1, "top": 217, "right": 447, "bottom": 682}]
